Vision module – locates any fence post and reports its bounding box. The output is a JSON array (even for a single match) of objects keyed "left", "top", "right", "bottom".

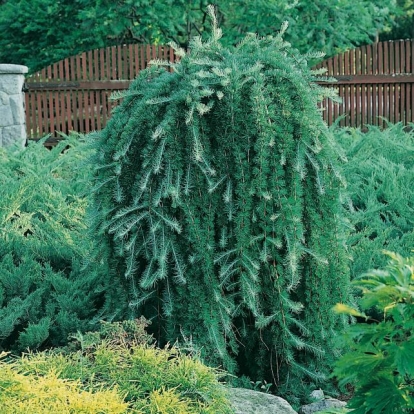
[{"left": 0, "top": 64, "right": 28, "bottom": 148}]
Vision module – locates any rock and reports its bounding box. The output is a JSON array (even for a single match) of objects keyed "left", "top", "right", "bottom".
[
  {"left": 309, "top": 389, "right": 325, "bottom": 401},
  {"left": 1, "top": 125, "right": 26, "bottom": 147},
  {"left": 299, "top": 397, "right": 347, "bottom": 414},
  {"left": 228, "top": 387, "right": 298, "bottom": 414}
]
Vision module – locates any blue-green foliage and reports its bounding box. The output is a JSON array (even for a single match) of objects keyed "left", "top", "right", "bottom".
[
  {"left": 336, "top": 123, "right": 414, "bottom": 278},
  {"left": 0, "top": 136, "right": 119, "bottom": 351},
  {"left": 90, "top": 9, "right": 349, "bottom": 403}
]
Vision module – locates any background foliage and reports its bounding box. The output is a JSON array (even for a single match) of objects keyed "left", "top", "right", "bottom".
[
  {"left": 0, "top": 0, "right": 400, "bottom": 72},
  {"left": 380, "top": 0, "right": 414, "bottom": 40}
]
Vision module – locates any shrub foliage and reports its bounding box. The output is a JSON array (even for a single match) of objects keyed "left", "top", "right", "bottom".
[
  {"left": 333, "top": 252, "right": 414, "bottom": 413},
  {"left": 7, "top": 319, "right": 232, "bottom": 414},
  {"left": 0, "top": 137, "right": 117, "bottom": 352},
  {"left": 90, "top": 8, "right": 349, "bottom": 400},
  {"left": 0, "top": 353, "right": 128, "bottom": 414},
  {"left": 336, "top": 122, "right": 414, "bottom": 278}
]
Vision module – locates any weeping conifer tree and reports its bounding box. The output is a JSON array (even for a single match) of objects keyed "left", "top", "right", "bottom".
[{"left": 90, "top": 7, "right": 349, "bottom": 401}]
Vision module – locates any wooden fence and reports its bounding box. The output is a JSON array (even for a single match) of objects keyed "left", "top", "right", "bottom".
[
  {"left": 315, "top": 39, "right": 414, "bottom": 128},
  {"left": 24, "top": 44, "right": 176, "bottom": 143},
  {"left": 25, "top": 40, "right": 414, "bottom": 143}
]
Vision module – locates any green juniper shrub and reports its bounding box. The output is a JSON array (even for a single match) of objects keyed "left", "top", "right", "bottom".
[
  {"left": 333, "top": 251, "right": 414, "bottom": 413},
  {"left": 89, "top": 7, "right": 350, "bottom": 403},
  {"left": 8, "top": 319, "right": 233, "bottom": 414},
  {"left": 0, "top": 135, "right": 123, "bottom": 352},
  {"left": 335, "top": 122, "right": 414, "bottom": 279}
]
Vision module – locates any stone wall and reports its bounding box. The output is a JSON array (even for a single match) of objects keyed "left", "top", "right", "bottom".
[{"left": 0, "top": 64, "right": 28, "bottom": 148}]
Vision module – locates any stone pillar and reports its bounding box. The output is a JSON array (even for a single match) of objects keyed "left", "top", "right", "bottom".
[{"left": 0, "top": 64, "right": 28, "bottom": 148}]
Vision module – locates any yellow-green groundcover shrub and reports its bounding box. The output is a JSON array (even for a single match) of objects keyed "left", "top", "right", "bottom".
[
  {"left": 0, "top": 356, "right": 128, "bottom": 414},
  {"left": 0, "top": 320, "right": 233, "bottom": 414}
]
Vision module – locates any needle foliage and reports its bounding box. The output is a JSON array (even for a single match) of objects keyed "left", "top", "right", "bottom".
[
  {"left": 336, "top": 123, "right": 414, "bottom": 279},
  {"left": 0, "top": 136, "right": 117, "bottom": 352},
  {"left": 90, "top": 8, "right": 349, "bottom": 401}
]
